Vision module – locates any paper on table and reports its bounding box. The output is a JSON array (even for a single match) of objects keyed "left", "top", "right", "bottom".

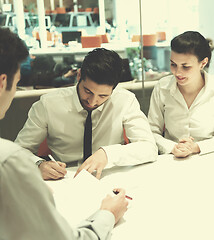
[{"left": 45, "top": 169, "right": 113, "bottom": 227}]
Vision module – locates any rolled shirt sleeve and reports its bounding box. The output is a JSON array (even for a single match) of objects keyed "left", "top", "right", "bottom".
[
  {"left": 148, "top": 82, "right": 176, "bottom": 154},
  {"left": 103, "top": 96, "right": 158, "bottom": 168},
  {"left": 197, "top": 137, "right": 214, "bottom": 155}
]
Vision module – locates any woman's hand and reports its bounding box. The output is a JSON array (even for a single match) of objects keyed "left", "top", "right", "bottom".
[{"left": 172, "top": 137, "right": 200, "bottom": 158}]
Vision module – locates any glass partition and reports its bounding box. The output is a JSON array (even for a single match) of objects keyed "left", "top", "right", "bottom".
[{"left": 0, "top": 0, "right": 206, "bottom": 84}]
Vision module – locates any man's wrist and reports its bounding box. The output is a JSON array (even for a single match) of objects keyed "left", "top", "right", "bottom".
[{"left": 35, "top": 159, "right": 46, "bottom": 167}]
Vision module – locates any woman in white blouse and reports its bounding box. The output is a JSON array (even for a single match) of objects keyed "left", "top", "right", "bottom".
[{"left": 148, "top": 31, "right": 214, "bottom": 158}]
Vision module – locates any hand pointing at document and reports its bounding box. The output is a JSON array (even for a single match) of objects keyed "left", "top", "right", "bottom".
[{"left": 74, "top": 148, "right": 108, "bottom": 179}]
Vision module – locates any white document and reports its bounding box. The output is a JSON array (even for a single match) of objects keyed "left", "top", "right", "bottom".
[{"left": 45, "top": 169, "right": 114, "bottom": 227}]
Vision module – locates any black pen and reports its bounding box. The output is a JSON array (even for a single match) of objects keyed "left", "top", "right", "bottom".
[{"left": 113, "top": 190, "right": 133, "bottom": 200}]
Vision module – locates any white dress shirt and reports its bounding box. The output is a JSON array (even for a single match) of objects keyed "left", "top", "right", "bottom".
[
  {"left": 148, "top": 71, "right": 214, "bottom": 155},
  {"left": 15, "top": 85, "right": 157, "bottom": 167},
  {"left": 0, "top": 138, "right": 115, "bottom": 240}
]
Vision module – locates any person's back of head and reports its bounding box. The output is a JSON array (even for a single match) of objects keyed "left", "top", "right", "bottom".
[
  {"left": 32, "top": 55, "right": 56, "bottom": 74},
  {"left": 31, "top": 55, "right": 56, "bottom": 87},
  {"left": 0, "top": 27, "right": 28, "bottom": 90},
  {"left": 171, "top": 31, "right": 212, "bottom": 66},
  {"left": 80, "top": 48, "right": 122, "bottom": 88}
]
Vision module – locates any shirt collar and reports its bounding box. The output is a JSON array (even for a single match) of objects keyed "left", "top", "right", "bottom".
[
  {"left": 201, "top": 70, "right": 214, "bottom": 96},
  {"left": 203, "top": 70, "right": 209, "bottom": 91},
  {"left": 73, "top": 85, "right": 83, "bottom": 113},
  {"left": 169, "top": 76, "right": 177, "bottom": 96},
  {"left": 167, "top": 71, "right": 210, "bottom": 96},
  {"left": 160, "top": 75, "right": 177, "bottom": 96}
]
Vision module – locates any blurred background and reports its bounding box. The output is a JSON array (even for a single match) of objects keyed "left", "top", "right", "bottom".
[
  {"left": 1, "top": 0, "right": 213, "bottom": 83},
  {"left": 1, "top": 0, "right": 214, "bottom": 140}
]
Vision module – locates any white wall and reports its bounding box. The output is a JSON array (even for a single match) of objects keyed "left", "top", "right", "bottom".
[
  {"left": 199, "top": 0, "right": 214, "bottom": 40},
  {"left": 198, "top": 0, "right": 214, "bottom": 74}
]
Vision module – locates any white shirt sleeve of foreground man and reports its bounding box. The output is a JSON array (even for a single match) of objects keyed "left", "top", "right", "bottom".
[{"left": 0, "top": 139, "right": 114, "bottom": 240}]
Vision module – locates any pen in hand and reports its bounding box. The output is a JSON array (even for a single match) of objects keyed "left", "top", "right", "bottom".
[
  {"left": 48, "top": 154, "right": 60, "bottom": 166},
  {"left": 48, "top": 154, "right": 68, "bottom": 178},
  {"left": 113, "top": 190, "right": 133, "bottom": 200}
]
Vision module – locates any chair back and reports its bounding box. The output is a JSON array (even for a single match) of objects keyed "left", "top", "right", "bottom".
[
  {"left": 101, "top": 33, "right": 109, "bottom": 43},
  {"left": 93, "top": 7, "right": 99, "bottom": 14},
  {"left": 37, "top": 138, "right": 51, "bottom": 157},
  {"left": 85, "top": 8, "right": 92, "bottom": 12},
  {"left": 131, "top": 34, "right": 157, "bottom": 46},
  {"left": 156, "top": 31, "right": 166, "bottom": 42},
  {"left": 81, "top": 35, "right": 102, "bottom": 48},
  {"left": 56, "top": 7, "right": 66, "bottom": 14}
]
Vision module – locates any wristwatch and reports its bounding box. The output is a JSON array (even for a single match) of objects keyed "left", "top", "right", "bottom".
[{"left": 35, "top": 159, "right": 46, "bottom": 167}]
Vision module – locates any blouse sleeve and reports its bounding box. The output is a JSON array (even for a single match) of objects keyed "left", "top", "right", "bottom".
[
  {"left": 148, "top": 83, "right": 176, "bottom": 154},
  {"left": 197, "top": 137, "right": 214, "bottom": 155}
]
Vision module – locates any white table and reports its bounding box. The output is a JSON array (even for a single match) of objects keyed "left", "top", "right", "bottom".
[{"left": 46, "top": 153, "right": 214, "bottom": 240}]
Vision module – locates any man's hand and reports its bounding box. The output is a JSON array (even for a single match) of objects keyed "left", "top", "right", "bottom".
[
  {"left": 172, "top": 137, "right": 200, "bottom": 158},
  {"left": 74, "top": 148, "right": 108, "bottom": 179},
  {"left": 100, "top": 188, "right": 128, "bottom": 224},
  {"left": 39, "top": 161, "right": 67, "bottom": 180},
  {"left": 63, "top": 69, "right": 77, "bottom": 78}
]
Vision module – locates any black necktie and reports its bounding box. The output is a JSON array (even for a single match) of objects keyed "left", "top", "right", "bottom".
[{"left": 83, "top": 111, "right": 92, "bottom": 161}]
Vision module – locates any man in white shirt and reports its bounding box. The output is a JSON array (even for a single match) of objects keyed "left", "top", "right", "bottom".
[
  {"left": 15, "top": 48, "right": 158, "bottom": 180},
  {"left": 0, "top": 27, "right": 128, "bottom": 240}
]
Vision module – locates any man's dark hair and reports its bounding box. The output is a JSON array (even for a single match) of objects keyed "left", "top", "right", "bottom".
[
  {"left": 171, "top": 31, "right": 212, "bottom": 65},
  {"left": 80, "top": 48, "right": 122, "bottom": 88},
  {"left": 0, "top": 27, "right": 29, "bottom": 90}
]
